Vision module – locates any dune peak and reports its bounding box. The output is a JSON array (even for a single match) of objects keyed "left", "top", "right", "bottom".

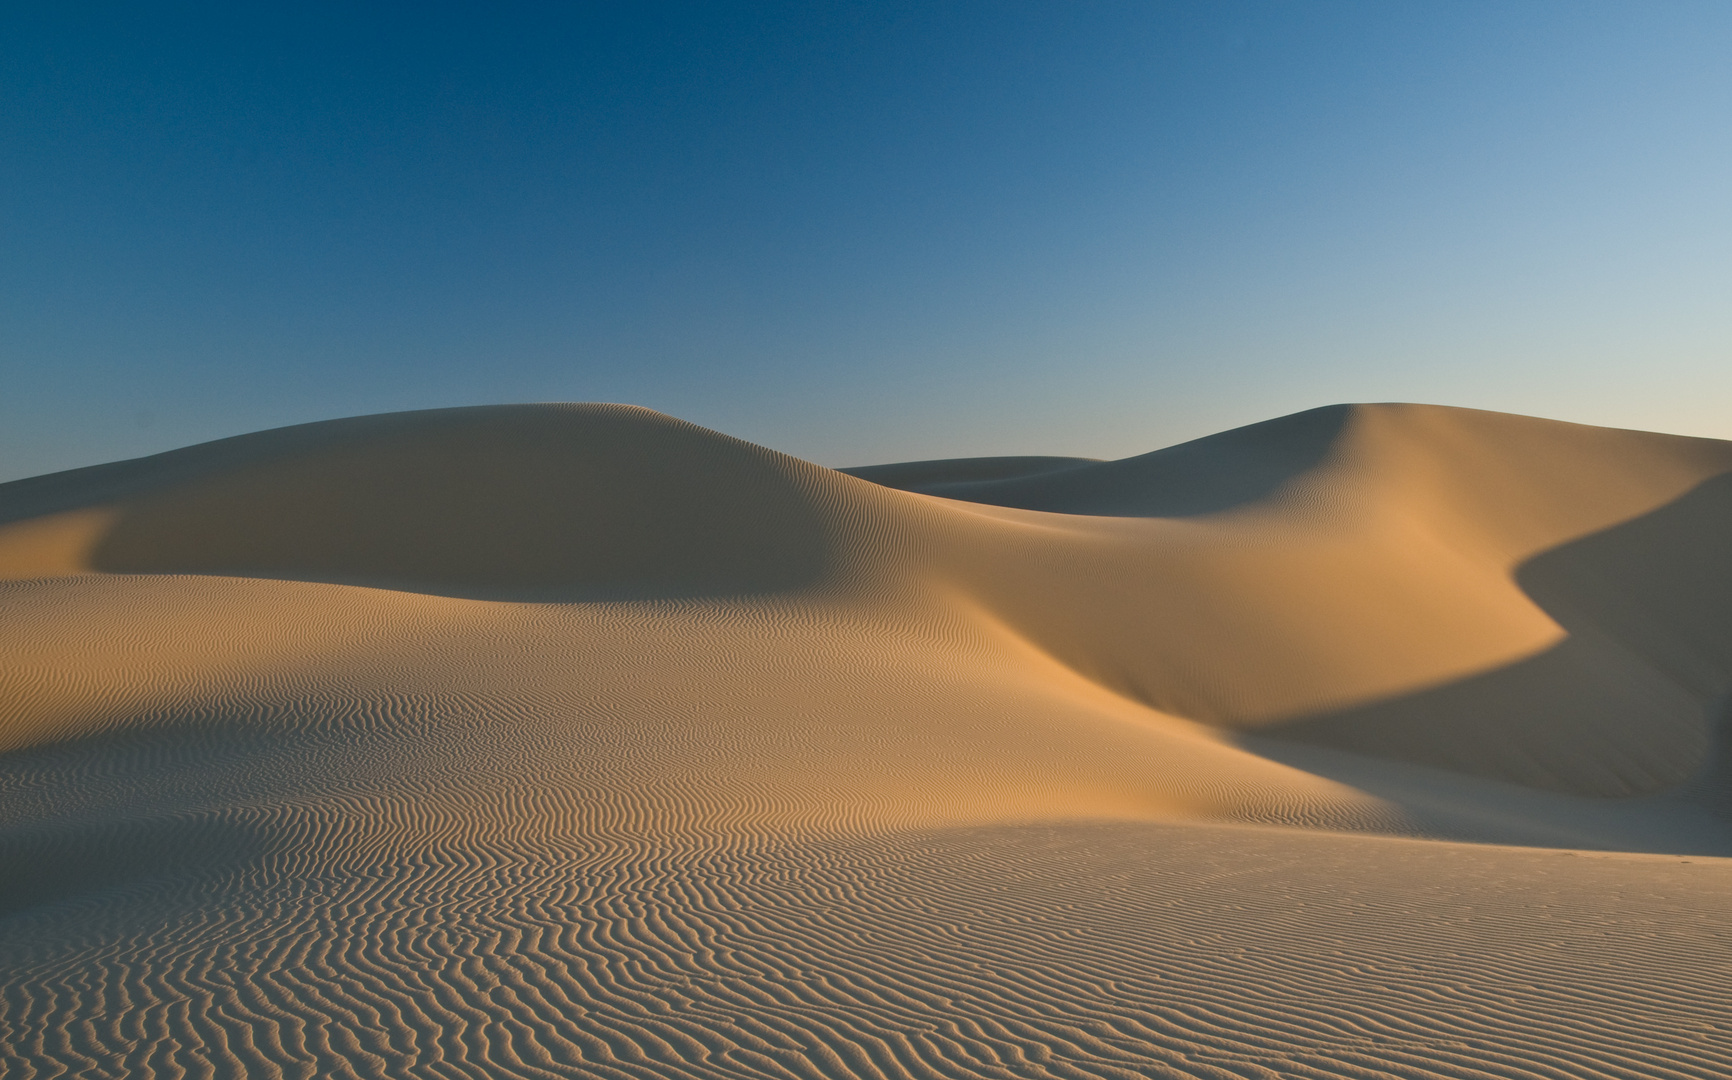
[{"left": 0, "top": 403, "right": 843, "bottom": 600}]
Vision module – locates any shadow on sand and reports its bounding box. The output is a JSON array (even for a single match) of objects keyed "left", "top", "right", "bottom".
[
  {"left": 3, "top": 406, "right": 838, "bottom": 602},
  {"left": 1257, "top": 471, "right": 1732, "bottom": 828}
]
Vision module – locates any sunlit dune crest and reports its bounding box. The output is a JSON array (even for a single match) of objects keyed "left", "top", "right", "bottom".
[{"left": 5, "top": 401, "right": 1732, "bottom": 1078}]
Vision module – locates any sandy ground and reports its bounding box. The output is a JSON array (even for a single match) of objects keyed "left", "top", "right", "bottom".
[{"left": 2, "top": 402, "right": 1730, "bottom": 1078}]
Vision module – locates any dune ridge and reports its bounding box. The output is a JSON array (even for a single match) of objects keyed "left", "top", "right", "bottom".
[{"left": 4, "top": 401, "right": 1732, "bottom": 1078}]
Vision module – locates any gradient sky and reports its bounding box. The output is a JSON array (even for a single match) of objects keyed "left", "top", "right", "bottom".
[{"left": 4, "top": 1, "right": 1730, "bottom": 480}]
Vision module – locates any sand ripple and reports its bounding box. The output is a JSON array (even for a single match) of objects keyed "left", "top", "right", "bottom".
[{"left": 5, "top": 824, "right": 1730, "bottom": 1079}]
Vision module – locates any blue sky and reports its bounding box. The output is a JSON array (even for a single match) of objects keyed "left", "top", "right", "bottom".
[{"left": 4, "top": 1, "right": 1730, "bottom": 479}]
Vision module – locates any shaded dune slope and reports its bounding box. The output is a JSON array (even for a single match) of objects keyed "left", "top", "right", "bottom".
[
  {"left": 841, "top": 405, "right": 1349, "bottom": 517},
  {"left": 839, "top": 453, "right": 1100, "bottom": 493},
  {"left": 892, "top": 404, "right": 1732, "bottom": 798},
  {"left": 0, "top": 404, "right": 835, "bottom": 599}
]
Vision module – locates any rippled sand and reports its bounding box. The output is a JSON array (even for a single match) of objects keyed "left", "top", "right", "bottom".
[{"left": 4, "top": 402, "right": 1730, "bottom": 1078}]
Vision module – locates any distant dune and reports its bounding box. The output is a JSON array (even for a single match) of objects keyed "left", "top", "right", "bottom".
[{"left": 4, "top": 402, "right": 1732, "bottom": 1078}]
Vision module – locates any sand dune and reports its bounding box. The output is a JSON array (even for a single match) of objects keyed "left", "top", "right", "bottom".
[{"left": 4, "top": 402, "right": 1732, "bottom": 1078}]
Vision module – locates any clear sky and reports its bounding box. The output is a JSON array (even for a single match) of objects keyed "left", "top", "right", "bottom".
[{"left": 4, "top": 1, "right": 1730, "bottom": 480}]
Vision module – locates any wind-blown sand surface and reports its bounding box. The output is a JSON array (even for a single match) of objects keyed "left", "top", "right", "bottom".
[{"left": 3, "top": 402, "right": 1731, "bottom": 1078}]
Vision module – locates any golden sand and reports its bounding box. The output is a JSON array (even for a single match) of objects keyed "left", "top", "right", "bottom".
[{"left": 3, "top": 402, "right": 1729, "bottom": 1077}]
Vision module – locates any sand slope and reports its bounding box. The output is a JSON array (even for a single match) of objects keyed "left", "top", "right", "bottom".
[{"left": 4, "top": 402, "right": 1732, "bottom": 1078}]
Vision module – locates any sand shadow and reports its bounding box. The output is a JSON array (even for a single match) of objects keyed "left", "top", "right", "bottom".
[
  {"left": 8, "top": 407, "right": 839, "bottom": 602},
  {"left": 0, "top": 809, "right": 268, "bottom": 919},
  {"left": 1262, "top": 472, "right": 1732, "bottom": 802},
  {"left": 1241, "top": 712, "right": 1732, "bottom": 855}
]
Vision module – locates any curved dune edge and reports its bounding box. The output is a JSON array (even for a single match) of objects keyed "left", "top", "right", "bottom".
[
  {"left": 10, "top": 398, "right": 1732, "bottom": 803},
  {"left": 9, "top": 400, "right": 1732, "bottom": 798}
]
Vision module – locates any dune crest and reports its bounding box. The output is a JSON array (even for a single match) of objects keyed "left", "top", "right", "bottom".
[{"left": 0, "top": 404, "right": 839, "bottom": 599}]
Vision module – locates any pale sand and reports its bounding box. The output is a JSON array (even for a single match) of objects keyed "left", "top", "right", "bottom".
[{"left": 2, "top": 402, "right": 1730, "bottom": 1078}]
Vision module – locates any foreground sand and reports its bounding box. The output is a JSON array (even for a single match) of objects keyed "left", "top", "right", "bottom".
[{"left": 3, "top": 402, "right": 1730, "bottom": 1077}]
